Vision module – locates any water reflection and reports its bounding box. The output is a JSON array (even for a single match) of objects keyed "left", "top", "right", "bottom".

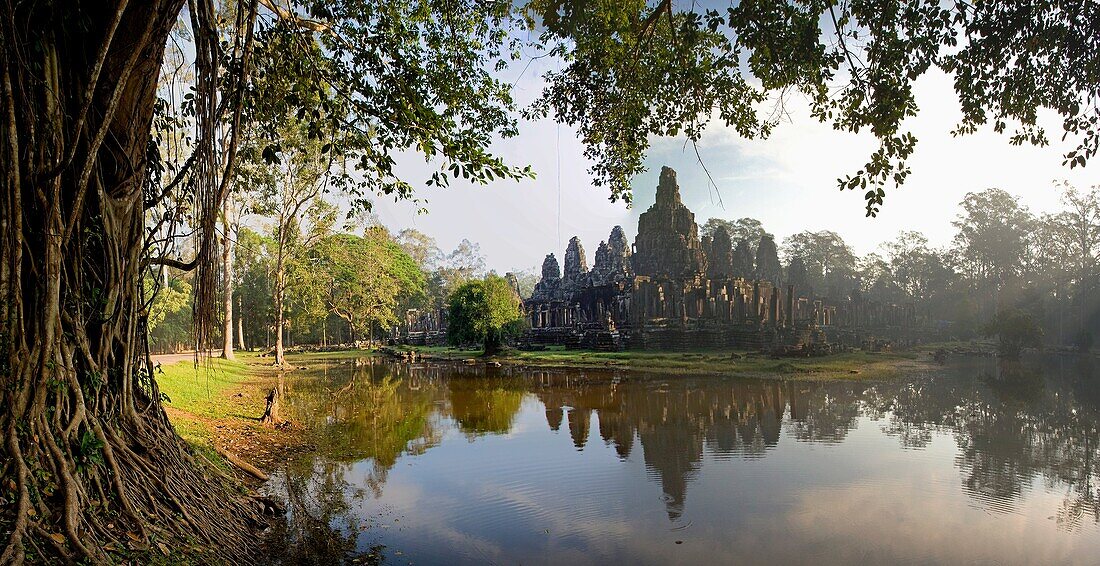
[{"left": 268, "top": 355, "right": 1100, "bottom": 564}]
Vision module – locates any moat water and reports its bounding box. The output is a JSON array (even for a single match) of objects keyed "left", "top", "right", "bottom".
[{"left": 264, "top": 355, "right": 1100, "bottom": 565}]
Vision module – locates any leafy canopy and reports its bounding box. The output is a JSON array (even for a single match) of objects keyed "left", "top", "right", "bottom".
[
  {"left": 447, "top": 275, "right": 523, "bottom": 352},
  {"left": 311, "top": 228, "right": 426, "bottom": 335},
  {"left": 527, "top": 0, "right": 1099, "bottom": 214},
  {"left": 982, "top": 307, "right": 1044, "bottom": 359},
  {"left": 239, "top": 0, "right": 534, "bottom": 213}
]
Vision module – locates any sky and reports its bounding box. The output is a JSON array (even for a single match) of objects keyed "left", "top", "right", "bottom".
[{"left": 364, "top": 59, "right": 1097, "bottom": 276}]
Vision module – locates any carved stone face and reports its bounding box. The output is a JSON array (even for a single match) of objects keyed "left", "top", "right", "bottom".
[
  {"left": 541, "top": 253, "right": 561, "bottom": 281},
  {"left": 564, "top": 236, "right": 587, "bottom": 276}
]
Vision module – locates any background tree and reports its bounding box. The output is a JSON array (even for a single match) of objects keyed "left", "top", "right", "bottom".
[
  {"left": 235, "top": 226, "right": 276, "bottom": 350},
  {"left": 1051, "top": 182, "right": 1100, "bottom": 345},
  {"left": 982, "top": 308, "right": 1044, "bottom": 359},
  {"left": 783, "top": 230, "right": 858, "bottom": 299},
  {"left": 220, "top": 195, "right": 245, "bottom": 359},
  {"left": 702, "top": 217, "right": 767, "bottom": 245},
  {"left": 395, "top": 228, "right": 444, "bottom": 271},
  {"left": 147, "top": 274, "right": 194, "bottom": 353},
  {"left": 312, "top": 228, "right": 424, "bottom": 345},
  {"left": 4, "top": 0, "right": 1099, "bottom": 561},
  {"left": 858, "top": 252, "right": 896, "bottom": 302},
  {"left": 244, "top": 120, "right": 329, "bottom": 364},
  {"left": 952, "top": 189, "right": 1035, "bottom": 290},
  {"left": 511, "top": 269, "right": 540, "bottom": 299},
  {"left": 787, "top": 256, "right": 813, "bottom": 296},
  {"left": 427, "top": 239, "right": 488, "bottom": 310},
  {"left": 447, "top": 275, "right": 524, "bottom": 355}
]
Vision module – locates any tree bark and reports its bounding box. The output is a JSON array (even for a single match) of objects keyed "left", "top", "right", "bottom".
[
  {"left": 238, "top": 294, "right": 247, "bottom": 350},
  {"left": 274, "top": 219, "right": 287, "bottom": 366},
  {"left": 0, "top": 2, "right": 262, "bottom": 563},
  {"left": 221, "top": 198, "right": 236, "bottom": 360}
]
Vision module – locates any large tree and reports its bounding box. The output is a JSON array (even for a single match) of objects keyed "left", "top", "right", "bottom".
[
  {"left": 952, "top": 188, "right": 1035, "bottom": 289},
  {"left": 783, "top": 230, "right": 858, "bottom": 299},
  {"left": 3, "top": 0, "right": 1098, "bottom": 561},
  {"left": 312, "top": 228, "right": 425, "bottom": 344},
  {"left": 702, "top": 217, "right": 767, "bottom": 245},
  {"left": 0, "top": 1, "right": 531, "bottom": 561},
  {"left": 447, "top": 275, "right": 523, "bottom": 355}
]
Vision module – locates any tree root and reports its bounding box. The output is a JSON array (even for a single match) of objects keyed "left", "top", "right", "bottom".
[
  {"left": 1, "top": 405, "right": 269, "bottom": 564},
  {"left": 216, "top": 446, "right": 269, "bottom": 481}
]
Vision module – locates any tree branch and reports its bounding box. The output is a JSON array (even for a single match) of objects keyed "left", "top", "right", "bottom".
[{"left": 144, "top": 256, "right": 199, "bottom": 272}]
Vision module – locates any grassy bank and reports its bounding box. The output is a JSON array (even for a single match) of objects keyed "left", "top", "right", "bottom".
[
  {"left": 392, "top": 345, "right": 933, "bottom": 380},
  {"left": 156, "top": 352, "right": 302, "bottom": 473},
  {"left": 156, "top": 344, "right": 931, "bottom": 469}
]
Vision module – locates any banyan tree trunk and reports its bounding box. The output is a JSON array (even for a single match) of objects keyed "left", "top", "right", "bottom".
[
  {"left": 221, "top": 201, "right": 236, "bottom": 361},
  {"left": 1, "top": 2, "right": 262, "bottom": 563}
]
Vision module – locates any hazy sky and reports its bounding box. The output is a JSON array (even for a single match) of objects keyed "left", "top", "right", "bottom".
[{"left": 366, "top": 59, "right": 1097, "bottom": 275}]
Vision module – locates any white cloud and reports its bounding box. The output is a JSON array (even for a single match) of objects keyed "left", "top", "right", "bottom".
[{"left": 362, "top": 67, "right": 1096, "bottom": 272}]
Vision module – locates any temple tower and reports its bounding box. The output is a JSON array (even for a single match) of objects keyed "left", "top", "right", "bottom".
[{"left": 632, "top": 167, "right": 706, "bottom": 278}]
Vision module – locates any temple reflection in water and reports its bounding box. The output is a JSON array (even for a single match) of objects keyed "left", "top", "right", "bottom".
[{"left": 279, "top": 356, "right": 1100, "bottom": 532}]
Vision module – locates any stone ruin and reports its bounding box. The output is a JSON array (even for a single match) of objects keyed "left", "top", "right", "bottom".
[
  {"left": 633, "top": 167, "right": 707, "bottom": 279},
  {"left": 518, "top": 165, "right": 917, "bottom": 353},
  {"left": 402, "top": 165, "right": 919, "bottom": 352}
]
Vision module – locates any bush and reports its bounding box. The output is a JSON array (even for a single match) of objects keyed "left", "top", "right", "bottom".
[
  {"left": 981, "top": 308, "right": 1043, "bottom": 359},
  {"left": 447, "top": 275, "right": 523, "bottom": 354}
]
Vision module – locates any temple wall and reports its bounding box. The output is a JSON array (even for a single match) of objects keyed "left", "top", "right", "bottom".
[{"left": 411, "top": 166, "right": 920, "bottom": 352}]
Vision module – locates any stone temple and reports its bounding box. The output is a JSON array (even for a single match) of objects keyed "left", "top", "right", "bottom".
[
  {"left": 520, "top": 166, "right": 915, "bottom": 352},
  {"left": 402, "top": 165, "right": 916, "bottom": 351}
]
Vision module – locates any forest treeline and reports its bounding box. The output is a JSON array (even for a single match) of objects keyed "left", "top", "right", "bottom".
[
  {"left": 703, "top": 181, "right": 1100, "bottom": 349},
  {"left": 150, "top": 181, "right": 1098, "bottom": 355},
  {"left": 147, "top": 199, "right": 524, "bottom": 354}
]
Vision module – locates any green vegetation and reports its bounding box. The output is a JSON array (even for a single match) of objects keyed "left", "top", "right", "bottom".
[
  {"left": 7, "top": 0, "right": 1100, "bottom": 562},
  {"left": 311, "top": 229, "right": 426, "bottom": 341},
  {"left": 447, "top": 275, "right": 525, "bottom": 354},
  {"left": 982, "top": 308, "right": 1044, "bottom": 360},
  {"left": 154, "top": 355, "right": 272, "bottom": 471},
  {"left": 147, "top": 276, "right": 194, "bottom": 353}
]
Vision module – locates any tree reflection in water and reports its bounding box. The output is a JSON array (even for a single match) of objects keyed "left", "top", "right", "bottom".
[{"left": 269, "top": 355, "right": 1100, "bottom": 562}]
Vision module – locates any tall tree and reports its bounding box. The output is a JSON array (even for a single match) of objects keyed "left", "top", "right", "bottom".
[
  {"left": 702, "top": 217, "right": 766, "bottom": 245},
  {"left": 220, "top": 195, "right": 243, "bottom": 359},
  {"left": 952, "top": 189, "right": 1035, "bottom": 289},
  {"left": 783, "top": 230, "right": 858, "bottom": 298},
  {"left": 787, "top": 256, "right": 812, "bottom": 297},
  {"left": 235, "top": 226, "right": 274, "bottom": 350},
  {"left": 395, "top": 228, "right": 444, "bottom": 271},
  {"left": 312, "top": 228, "right": 424, "bottom": 344},
  {"left": 4, "top": 0, "right": 1099, "bottom": 561},
  {"left": 245, "top": 121, "right": 328, "bottom": 365},
  {"left": 1054, "top": 181, "right": 1100, "bottom": 290},
  {"left": 427, "top": 239, "right": 487, "bottom": 310}
]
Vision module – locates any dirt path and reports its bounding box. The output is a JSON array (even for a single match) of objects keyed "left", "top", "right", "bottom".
[{"left": 152, "top": 350, "right": 224, "bottom": 365}]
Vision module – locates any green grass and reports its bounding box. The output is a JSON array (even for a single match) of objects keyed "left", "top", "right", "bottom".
[
  {"left": 155, "top": 352, "right": 267, "bottom": 452},
  {"left": 157, "top": 355, "right": 253, "bottom": 418},
  {"left": 388, "top": 345, "right": 928, "bottom": 380}
]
